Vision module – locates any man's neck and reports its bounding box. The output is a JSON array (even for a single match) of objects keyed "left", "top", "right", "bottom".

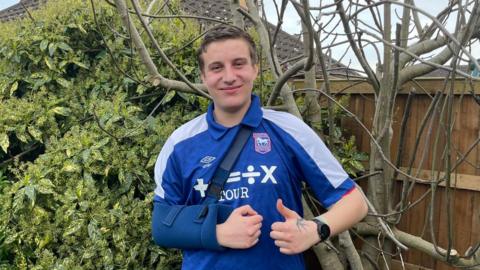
[{"left": 213, "top": 105, "right": 249, "bottom": 128}]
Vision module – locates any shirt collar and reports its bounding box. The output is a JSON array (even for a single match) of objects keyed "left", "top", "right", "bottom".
[{"left": 206, "top": 95, "right": 263, "bottom": 140}]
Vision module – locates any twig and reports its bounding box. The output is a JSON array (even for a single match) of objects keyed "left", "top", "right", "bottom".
[
  {"left": 166, "top": 28, "right": 209, "bottom": 57},
  {"left": 352, "top": 171, "right": 383, "bottom": 182},
  {"left": 292, "top": 88, "right": 443, "bottom": 184},
  {"left": 358, "top": 28, "right": 480, "bottom": 81},
  {"left": 393, "top": 90, "right": 415, "bottom": 180},
  {"left": 91, "top": 0, "right": 147, "bottom": 86},
  {"left": 398, "top": 91, "right": 441, "bottom": 215},
  {"left": 291, "top": 0, "right": 314, "bottom": 71},
  {"left": 20, "top": 2, "right": 35, "bottom": 22},
  {"left": 270, "top": 0, "right": 288, "bottom": 47},
  {"left": 355, "top": 184, "right": 409, "bottom": 251},
  {"left": 92, "top": 107, "right": 120, "bottom": 143},
  {"left": 130, "top": 0, "right": 210, "bottom": 99},
  {"left": 336, "top": 1, "right": 380, "bottom": 93},
  {"left": 349, "top": 0, "right": 480, "bottom": 73},
  {"left": 0, "top": 144, "right": 41, "bottom": 168}
]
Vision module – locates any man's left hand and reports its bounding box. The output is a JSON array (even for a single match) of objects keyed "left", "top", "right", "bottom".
[{"left": 270, "top": 199, "right": 320, "bottom": 255}]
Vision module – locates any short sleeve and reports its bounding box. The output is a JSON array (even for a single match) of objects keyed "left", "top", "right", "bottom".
[
  {"left": 154, "top": 136, "right": 185, "bottom": 205},
  {"left": 264, "top": 110, "right": 355, "bottom": 208}
]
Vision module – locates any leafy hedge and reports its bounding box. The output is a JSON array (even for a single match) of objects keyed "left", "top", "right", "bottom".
[{"left": 0, "top": 0, "right": 204, "bottom": 268}]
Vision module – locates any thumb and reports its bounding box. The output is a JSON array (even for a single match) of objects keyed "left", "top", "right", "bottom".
[{"left": 276, "top": 198, "right": 300, "bottom": 220}]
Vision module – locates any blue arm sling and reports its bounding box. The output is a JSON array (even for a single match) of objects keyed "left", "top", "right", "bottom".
[{"left": 152, "top": 125, "right": 252, "bottom": 250}]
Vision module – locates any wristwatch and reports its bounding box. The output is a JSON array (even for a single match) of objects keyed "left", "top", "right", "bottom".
[{"left": 311, "top": 217, "right": 330, "bottom": 243}]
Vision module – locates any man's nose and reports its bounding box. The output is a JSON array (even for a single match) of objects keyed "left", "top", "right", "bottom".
[{"left": 223, "top": 66, "right": 236, "bottom": 84}]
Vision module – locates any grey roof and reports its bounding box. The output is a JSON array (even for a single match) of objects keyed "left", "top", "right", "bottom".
[
  {"left": 421, "top": 65, "right": 470, "bottom": 78},
  {"left": 0, "top": 0, "right": 46, "bottom": 22}
]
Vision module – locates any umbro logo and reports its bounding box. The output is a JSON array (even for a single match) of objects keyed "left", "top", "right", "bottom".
[{"left": 200, "top": 156, "right": 216, "bottom": 168}]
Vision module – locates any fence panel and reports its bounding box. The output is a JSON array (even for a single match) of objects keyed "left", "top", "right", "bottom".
[{"left": 330, "top": 79, "right": 480, "bottom": 270}]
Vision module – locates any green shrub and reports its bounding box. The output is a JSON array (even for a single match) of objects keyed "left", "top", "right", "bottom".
[
  {"left": 0, "top": 169, "right": 13, "bottom": 268},
  {"left": 0, "top": 0, "right": 203, "bottom": 268}
]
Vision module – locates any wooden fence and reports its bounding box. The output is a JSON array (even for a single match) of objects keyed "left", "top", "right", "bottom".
[{"left": 294, "top": 78, "right": 480, "bottom": 269}]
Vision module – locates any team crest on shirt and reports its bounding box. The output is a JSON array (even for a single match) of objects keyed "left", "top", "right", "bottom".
[{"left": 253, "top": 133, "right": 271, "bottom": 154}]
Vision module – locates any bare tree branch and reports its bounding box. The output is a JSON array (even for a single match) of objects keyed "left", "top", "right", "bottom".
[
  {"left": 410, "top": 0, "right": 424, "bottom": 36},
  {"left": 113, "top": 0, "right": 158, "bottom": 77},
  {"left": 336, "top": 1, "right": 380, "bottom": 93},
  {"left": 271, "top": 0, "right": 288, "bottom": 47},
  {"left": 339, "top": 231, "right": 364, "bottom": 270},
  {"left": 350, "top": 0, "right": 480, "bottom": 74},
  {"left": 355, "top": 224, "right": 480, "bottom": 269},
  {"left": 357, "top": 28, "right": 479, "bottom": 81},
  {"left": 291, "top": 0, "right": 314, "bottom": 71},
  {"left": 105, "top": 0, "right": 232, "bottom": 25},
  {"left": 146, "top": 0, "right": 159, "bottom": 14},
  {"left": 117, "top": 0, "right": 210, "bottom": 98},
  {"left": 243, "top": 0, "right": 301, "bottom": 117},
  {"left": 229, "top": 0, "right": 245, "bottom": 29}
]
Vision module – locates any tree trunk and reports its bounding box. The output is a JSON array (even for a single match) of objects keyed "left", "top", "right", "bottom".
[{"left": 362, "top": 3, "right": 395, "bottom": 270}]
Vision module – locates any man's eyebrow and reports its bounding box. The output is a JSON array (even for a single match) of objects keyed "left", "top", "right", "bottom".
[
  {"left": 233, "top": 57, "right": 248, "bottom": 62},
  {"left": 207, "top": 61, "right": 223, "bottom": 67},
  {"left": 206, "top": 58, "right": 248, "bottom": 67}
]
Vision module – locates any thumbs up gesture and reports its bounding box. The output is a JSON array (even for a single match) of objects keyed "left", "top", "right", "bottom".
[{"left": 270, "top": 199, "right": 320, "bottom": 254}]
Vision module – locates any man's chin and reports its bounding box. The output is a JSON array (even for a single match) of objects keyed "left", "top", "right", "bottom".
[
  {"left": 218, "top": 101, "right": 249, "bottom": 114},
  {"left": 222, "top": 105, "right": 244, "bottom": 113}
]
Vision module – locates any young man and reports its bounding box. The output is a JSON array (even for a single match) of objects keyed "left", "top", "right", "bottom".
[{"left": 152, "top": 25, "right": 368, "bottom": 269}]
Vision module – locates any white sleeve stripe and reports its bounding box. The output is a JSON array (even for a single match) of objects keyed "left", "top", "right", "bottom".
[
  {"left": 153, "top": 138, "right": 173, "bottom": 198},
  {"left": 154, "top": 114, "right": 208, "bottom": 198},
  {"left": 262, "top": 109, "right": 348, "bottom": 188}
]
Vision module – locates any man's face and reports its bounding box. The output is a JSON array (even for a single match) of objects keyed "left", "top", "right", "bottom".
[{"left": 200, "top": 38, "right": 258, "bottom": 116}]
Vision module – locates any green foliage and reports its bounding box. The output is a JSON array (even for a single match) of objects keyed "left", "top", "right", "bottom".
[
  {"left": 336, "top": 136, "right": 368, "bottom": 177},
  {"left": 0, "top": 169, "right": 13, "bottom": 268},
  {"left": 0, "top": 0, "right": 203, "bottom": 268},
  {"left": 307, "top": 95, "right": 368, "bottom": 177}
]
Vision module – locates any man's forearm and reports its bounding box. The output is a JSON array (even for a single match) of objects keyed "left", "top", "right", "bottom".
[{"left": 319, "top": 187, "right": 368, "bottom": 236}]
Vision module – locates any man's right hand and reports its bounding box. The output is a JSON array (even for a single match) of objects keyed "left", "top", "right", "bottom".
[{"left": 216, "top": 205, "right": 263, "bottom": 249}]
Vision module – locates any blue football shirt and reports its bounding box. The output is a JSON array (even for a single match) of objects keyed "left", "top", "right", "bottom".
[{"left": 153, "top": 95, "right": 354, "bottom": 270}]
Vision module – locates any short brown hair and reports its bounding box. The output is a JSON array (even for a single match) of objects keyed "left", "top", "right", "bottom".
[{"left": 197, "top": 25, "right": 258, "bottom": 73}]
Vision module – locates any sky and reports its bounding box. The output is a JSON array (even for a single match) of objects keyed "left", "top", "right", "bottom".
[{"left": 0, "top": 0, "right": 19, "bottom": 11}]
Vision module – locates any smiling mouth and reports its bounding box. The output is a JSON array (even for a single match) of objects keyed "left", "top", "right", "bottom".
[{"left": 220, "top": 85, "right": 242, "bottom": 91}]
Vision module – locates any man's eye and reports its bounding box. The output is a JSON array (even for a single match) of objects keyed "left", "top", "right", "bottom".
[{"left": 210, "top": 66, "right": 221, "bottom": 71}]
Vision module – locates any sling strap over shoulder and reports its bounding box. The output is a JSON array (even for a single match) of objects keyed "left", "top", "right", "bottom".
[
  {"left": 202, "top": 125, "right": 252, "bottom": 205},
  {"left": 152, "top": 125, "right": 253, "bottom": 251}
]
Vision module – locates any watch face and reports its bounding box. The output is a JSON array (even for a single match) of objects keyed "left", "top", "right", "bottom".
[
  {"left": 313, "top": 219, "right": 330, "bottom": 242},
  {"left": 320, "top": 223, "right": 330, "bottom": 240}
]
